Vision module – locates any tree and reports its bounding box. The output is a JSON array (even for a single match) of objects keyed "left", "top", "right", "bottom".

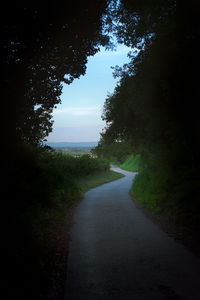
[
  {"left": 1, "top": 2, "right": 112, "bottom": 145},
  {"left": 100, "top": 0, "right": 200, "bottom": 160},
  {"left": 96, "top": 0, "right": 200, "bottom": 225}
]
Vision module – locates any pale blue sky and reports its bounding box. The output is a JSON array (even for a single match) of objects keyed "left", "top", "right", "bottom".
[{"left": 47, "top": 44, "right": 131, "bottom": 142}]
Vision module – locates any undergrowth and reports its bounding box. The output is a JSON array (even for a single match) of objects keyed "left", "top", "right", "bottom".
[
  {"left": 10, "top": 143, "right": 114, "bottom": 299},
  {"left": 131, "top": 152, "right": 200, "bottom": 229}
]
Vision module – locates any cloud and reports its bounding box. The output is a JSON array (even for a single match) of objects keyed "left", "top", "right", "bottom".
[{"left": 54, "top": 106, "right": 101, "bottom": 116}]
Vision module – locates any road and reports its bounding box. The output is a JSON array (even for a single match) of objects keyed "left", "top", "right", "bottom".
[{"left": 65, "top": 167, "right": 200, "bottom": 299}]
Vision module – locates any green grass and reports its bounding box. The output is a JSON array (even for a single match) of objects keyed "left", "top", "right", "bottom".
[
  {"left": 76, "top": 169, "right": 125, "bottom": 194},
  {"left": 132, "top": 168, "right": 164, "bottom": 213},
  {"left": 120, "top": 154, "right": 141, "bottom": 172}
]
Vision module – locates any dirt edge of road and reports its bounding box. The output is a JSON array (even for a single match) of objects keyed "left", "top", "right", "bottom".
[{"left": 130, "top": 191, "right": 200, "bottom": 258}]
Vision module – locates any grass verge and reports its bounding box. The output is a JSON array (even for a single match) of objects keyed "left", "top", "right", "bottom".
[
  {"left": 120, "top": 154, "right": 141, "bottom": 172},
  {"left": 42, "top": 168, "right": 124, "bottom": 299},
  {"left": 76, "top": 169, "right": 125, "bottom": 194}
]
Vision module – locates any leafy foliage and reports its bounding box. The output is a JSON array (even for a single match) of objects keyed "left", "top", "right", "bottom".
[
  {"left": 2, "top": 2, "right": 112, "bottom": 144},
  {"left": 96, "top": 0, "right": 200, "bottom": 227},
  {"left": 3, "top": 1, "right": 200, "bottom": 297},
  {"left": 92, "top": 139, "right": 133, "bottom": 163}
]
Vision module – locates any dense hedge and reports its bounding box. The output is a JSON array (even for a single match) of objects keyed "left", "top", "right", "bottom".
[
  {"left": 132, "top": 151, "right": 200, "bottom": 229},
  {"left": 9, "top": 144, "right": 109, "bottom": 299}
]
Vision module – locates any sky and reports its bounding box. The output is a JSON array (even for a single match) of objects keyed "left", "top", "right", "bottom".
[{"left": 47, "top": 44, "right": 131, "bottom": 143}]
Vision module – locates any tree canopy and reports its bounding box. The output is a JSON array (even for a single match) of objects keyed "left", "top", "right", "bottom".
[
  {"left": 93, "top": 0, "right": 200, "bottom": 227},
  {"left": 3, "top": 2, "right": 200, "bottom": 297},
  {"left": 2, "top": 1, "right": 112, "bottom": 144},
  {"left": 100, "top": 0, "right": 200, "bottom": 162}
]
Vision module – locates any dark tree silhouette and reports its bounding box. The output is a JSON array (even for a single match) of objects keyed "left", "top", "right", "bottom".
[
  {"left": 95, "top": 0, "right": 200, "bottom": 229},
  {"left": 1, "top": 3, "right": 113, "bottom": 299},
  {"left": 1, "top": 2, "right": 111, "bottom": 145}
]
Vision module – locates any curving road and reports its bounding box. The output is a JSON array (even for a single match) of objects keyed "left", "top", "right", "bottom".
[{"left": 65, "top": 167, "right": 200, "bottom": 299}]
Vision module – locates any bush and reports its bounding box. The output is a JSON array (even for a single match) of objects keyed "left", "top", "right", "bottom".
[
  {"left": 14, "top": 146, "right": 110, "bottom": 240},
  {"left": 16, "top": 148, "right": 110, "bottom": 248},
  {"left": 10, "top": 144, "right": 111, "bottom": 298},
  {"left": 132, "top": 151, "right": 200, "bottom": 228}
]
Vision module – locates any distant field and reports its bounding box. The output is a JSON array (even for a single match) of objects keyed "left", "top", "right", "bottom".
[
  {"left": 45, "top": 141, "right": 97, "bottom": 148},
  {"left": 55, "top": 147, "right": 92, "bottom": 156},
  {"left": 44, "top": 142, "right": 96, "bottom": 156}
]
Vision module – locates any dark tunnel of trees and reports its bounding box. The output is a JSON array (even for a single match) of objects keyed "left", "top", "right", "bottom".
[{"left": 2, "top": 1, "right": 200, "bottom": 298}]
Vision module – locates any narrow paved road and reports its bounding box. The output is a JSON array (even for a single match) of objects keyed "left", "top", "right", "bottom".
[{"left": 65, "top": 167, "right": 200, "bottom": 299}]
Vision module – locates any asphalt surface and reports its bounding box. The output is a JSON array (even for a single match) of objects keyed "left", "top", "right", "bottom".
[{"left": 65, "top": 167, "right": 200, "bottom": 299}]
